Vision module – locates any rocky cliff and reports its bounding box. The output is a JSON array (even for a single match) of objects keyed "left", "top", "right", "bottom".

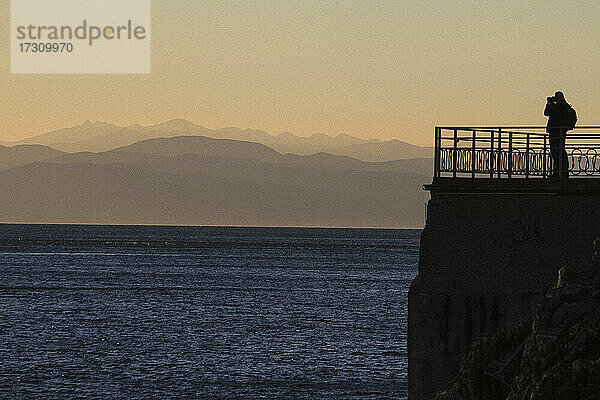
[
  {"left": 409, "top": 191, "right": 600, "bottom": 400},
  {"left": 436, "top": 239, "right": 600, "bottom": 400}
]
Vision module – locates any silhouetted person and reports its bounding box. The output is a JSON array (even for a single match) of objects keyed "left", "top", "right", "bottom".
[{"left": 544, "top": 91, "right": 577, "bottom": 178}]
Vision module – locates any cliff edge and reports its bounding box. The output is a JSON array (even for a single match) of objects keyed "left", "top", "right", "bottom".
[{"left": 436, "top": 240, "right": 600, "bottom": 400}]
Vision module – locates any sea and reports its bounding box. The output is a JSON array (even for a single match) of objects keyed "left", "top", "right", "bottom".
[{"left": 0, "top": 224, "right": 420, "bottom": 399}]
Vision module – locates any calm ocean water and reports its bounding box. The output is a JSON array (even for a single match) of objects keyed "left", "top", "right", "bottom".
[{"left": 0, "top": 225, "right": 420, "bottom": 399}]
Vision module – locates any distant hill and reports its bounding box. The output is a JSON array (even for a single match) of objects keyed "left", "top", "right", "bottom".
[
  {"left": 15, "top": 121, "right": 123, "bottom": 148},
  {"left": 5, "top": 119, "right": 432, "bottom": 162},
  {"left": 261, "top": 131, "right": 379, "bottom": 155},
  {"left": 0, "top": 157, "right": 428, "bottom": 227},
  {"left": 333, "top": 139, "right": 432, "bottom": 162},
  {"left": 0, "top": 144, "right": 64, "bottom": 171},
  {"left": 0, "top": 135, "right": 431, "bottom": 227},
  {"left": 42, "top": 136, "right": 432, "bottom": 175},
  {"left": 116, "top": 136, "right": 281, "bottom": 161}
]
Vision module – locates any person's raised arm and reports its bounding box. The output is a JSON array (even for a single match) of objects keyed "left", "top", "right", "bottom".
[{"left": 544, "top": 101, "right": 553, "bottom": 116}]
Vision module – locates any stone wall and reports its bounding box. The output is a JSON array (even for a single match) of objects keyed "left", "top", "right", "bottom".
[{"left": 408, "top": 191, "right": 600, "bottom": 400}]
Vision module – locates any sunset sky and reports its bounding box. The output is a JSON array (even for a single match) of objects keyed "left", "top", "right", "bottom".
[{"left": 1, "top": 1, "right": 599, "bottom": 146}]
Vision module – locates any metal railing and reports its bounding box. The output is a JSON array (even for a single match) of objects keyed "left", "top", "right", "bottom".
[{"left": 434, "top": 126, "right": 600, "bottom": 178}]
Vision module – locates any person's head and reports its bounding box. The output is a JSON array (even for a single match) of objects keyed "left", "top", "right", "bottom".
[{"left": 555, "top": 91, "right": 566, "bottom": 103}]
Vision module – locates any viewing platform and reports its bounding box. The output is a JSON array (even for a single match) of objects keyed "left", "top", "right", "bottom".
[
  {"left": 411, "top": 126, "right": 600, "bottom": 400},
  {"left": 426, "top": 126, "right": 600, "bottom": 193}
]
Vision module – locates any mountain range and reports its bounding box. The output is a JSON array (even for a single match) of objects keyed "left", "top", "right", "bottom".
[
  {"left": 0, "top": 134, "right": 431, "bottom": 227},
  {"left": 6, "top": 119, "right": 433, "bottom": 162}
]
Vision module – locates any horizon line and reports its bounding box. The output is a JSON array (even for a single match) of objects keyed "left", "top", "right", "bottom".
[{"left": 0, "top": 221, "right": 424, "bottom": 230}]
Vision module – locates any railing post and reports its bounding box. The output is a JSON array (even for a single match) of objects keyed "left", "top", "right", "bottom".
[
  {"left": 472, "top": 129, "right": 476, "bottom": 178},
  {"left": 525, "top": 132, "right": 530, "bottom": 178},
  {"left": 434, "top": 127, "right": 440, "bottom": 178},
  {"left": 453, "top": 128, "right": 457, "bottom": 178},
  {"left": 508, "top": 130, "right": 513, "bottom": 178},
  {"left": 543, "top": 134, "right": 548, "bottom": 177},
  {"left": 497, "top": 128, "right": 502, "bottom": 178},
  {"left": 558, "top": 128, "right": 563, "bottom": 179},
  {"left": 490, "top": 129, "right": 494, "bottom": 178}
]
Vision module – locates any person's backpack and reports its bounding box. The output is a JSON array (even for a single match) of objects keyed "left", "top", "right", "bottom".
[{"left": 565, "top": 106, "right": 577, "bottom": 131}]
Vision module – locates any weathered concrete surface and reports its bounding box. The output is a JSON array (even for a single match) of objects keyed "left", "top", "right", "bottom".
[{"left": 408, "top": 190, "right": 600, "bottom": 400}]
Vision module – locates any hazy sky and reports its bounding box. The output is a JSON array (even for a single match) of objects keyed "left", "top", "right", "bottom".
[{"left": 1, "top": 1, "right": 599, "bottom": 145}]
